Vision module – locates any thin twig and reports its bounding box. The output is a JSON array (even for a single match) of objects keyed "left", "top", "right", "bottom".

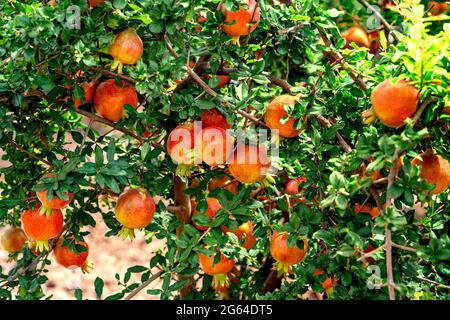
[
  {"left": 123, "top": 270, "right": 164, "bottom": 300},
  {"left": 357, "top": 0, "right": 399, "bottom": 42},
  {"left": 8, "top": 140, "right": 53, "bottom": 167},
  {"left": 392, "top": 243, "right": 416, "bottom": 252},
  {"left": 86, "top": 66, "right": 136, "bottom": 83},
  {"left": 416, "top": 276, "right": 450, "bottom": 290},
  {"left": 278, "top": 25, "right": 302, "bottom": 35},
  {"left": 357, "top": 244, "right": 385, "bottom": 261}
]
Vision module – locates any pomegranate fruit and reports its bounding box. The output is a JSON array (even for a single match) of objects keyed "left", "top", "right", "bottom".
[
  {"left": 221, "top": 220, "right": 256, "bottom": 250},
  {"left": 114, "top": 189, "right": 156, "bottom": 240},
  {"left": 167, "top": 122, "right": 196, "bottom": 165},
  {"left": 194, "top": 126, "right": 233, "bottom": 166},
  {"left": 192, "top": 197, "right": 222, "bottom": 231},
  {"left": 208, "top": 175, "right": 238, "bottom": 194},
  {"left": 93, "top": 79, "right": 138, "bottom": 122},
  {"left": 201, "top": 109, "right": 231, "bottom": 130},
  {"left": 285, "top": 177, "right": 307, "bottom": 195},
  {"left": 341, "top": 26, "right": 370, "bottom": 49},
  {"left": 1, "top": 226, "right": 27, "bottom": 254},
  {"left": 363, "top": 78, "right": 420, "bottom": 128},
  {"left": 74, "top": 79, "right": 98, "bottom": 108},
  {"left": 270, "top": 232, "right": 308, "bottom": 276},
  {"left": 88, "top": 0, "right": 105, "bottom": 7},
  {"left": 313, "top": 269, "right": 336, "bottom": 295},
  {"left": 194, "top": 12, "right": 208, "bottom": 33},
  {"left": 54, "top": 238, "right": 92, "bottom": 273},
  {"left": 428, "top": 1, "right": 450, "bottom": 15},
  {"left": 412, "top": 150, "right": 450, "bottom": 195},
  {"left": 228, "top": 144, "right": 272, "bottom": 184},
  {"left": 21, "top": 206, "right": 64, "bottom": 252},
  {"left": 368, "top": 31, "right": 381, "bottom": 54},
  {"left": 354, "top": 203, "right": 380, "bottom": 219},
  {"left": 108, "top": 28, "right": 143, "bottom": 74},
  {"left": 198, "top": 251, "right": 235, "bottom": 290},
  {"left": 264, "top": 95, "right": 304, "bottom": 138},
  {"left": 218, "top": 0, "right": 260, "bottom": 46}
]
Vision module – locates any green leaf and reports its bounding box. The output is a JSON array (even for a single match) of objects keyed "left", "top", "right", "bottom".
[
  {"left": 94, "top": 277, "right": 104, "bottom": 299},
  {"left": 95, "top": 146, "right": 103, "bottom": 167}
]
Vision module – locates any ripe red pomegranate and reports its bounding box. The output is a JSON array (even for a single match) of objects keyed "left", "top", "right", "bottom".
[
  {"left": 313, "top": 269, "right": 336, "bottom": 296},
  {"left": 109, "top": 28, "right": 143, "bottom": 74},
  {"left": 201, "top": 109, "right": 231, "bottom": 130},
  {"left": 1, "top": 226, "right": 28, "bottom": 254},
  {"left": 74, "top": 79, "right": 98, "bottom": 108},
  {"left": 192, "top": 197, "right": 222, "bottom": 231},
  {"left": 204, "top": 74, "right": 231, "bottom": 89},
  {"left": 21, "top": 205, "right": 64, "bottom": 252},
  {"left": 363, "top": 78, "right": 420, "bottom": 128},
  {"left": 194, "top": 126, "right": 233, "bottom": 166},
  {"left": 208, "top": 175, "right": 238, "bottom": 194},
  {"left": 285, "top": 177, "right": 307, "bottom": 195},
  {"left": 167, "top": 123, "right": 196, "bottom": 165},
  {"left": 342, "top": 26, "right": 370, "bottom": 49},
  {"left": 412, "top": 150, "right": 450, "bottom": 195},
  {"left": 218, "top": 0, "right": 260, "bottom": 46},
  {"left": 198, "top": 251, "right": 235, "bottom": 290},
  {"left": 93, "top": 79, "right": 138, "bottom": 122},
  {"left": 221, "top": 220, "right": 256, "bottom": 250},
  {"left": 270, "top": 232, "right": 308, "bottom": 276},
  {"left": 115, "top": 189, "right": 156, "bottom": 240},
  {"left": 367, "top": 31, "right": 381, "bottom": 54},
  {"left": 264, "top": 95, "right": 303, "bottom": 138},
  {"left": 54, "top": 238, "right": 92, "bottom": 273},
  {"left": 88, "top": 0, "right": 105, "bottom": 7},
  {"left": 354, "top": 203, "right": 381, "bottom": 219},
  {"left": 228, "top": 144, "right": 272, "bottom": 184}
]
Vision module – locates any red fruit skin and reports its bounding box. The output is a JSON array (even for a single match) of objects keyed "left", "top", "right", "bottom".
[
  {"left": 342, "top": 27, "right": 370, "bottom": 49},
  {"left": 195, "top": 13, "right": 208, "bottom": 33},
  {"left": 21, "top": 207, "right": 64, "bottom": 241},
  {"left": 115, "top": 189, "right": 156, "bottom": 229},
  {"left": 219, "top": 0, "right": 260, "bottom": 38},
  {"left": 208, "top": 176, "right": 238, "bottom": 194},
  {"left": 371, "top": 79, "right": 420, "bottom": 128},
  {"left": 1, "top": 227, "right": 28, "bottom": 253},
  {"left": 270, "top": 232, "right": 308, "bottom": 266},
  {"left": 88, "top": 0, "right": 105, "bottom": 7},
  {"left": 264, "top": 95, "right": 302, "bottom": 138},
  {"left": 167, "top": 123, "right": 196, "bottom": 165},
  {"left": 413, "top": 151, "right": 450, "bottom": 195},
  {"left": 109, "top": 28, "right": 143, "bottom": 66},
  {"left": 368, "top": 31, "right": 381, "bottom": 54},
  {"left": 198, "top": 252, "right": 235, "bottom": 275},
  {"left": 221, "top": 220, "right": 256, "bottom": 250},
  {"left": 216, "top": 75, "right": 230, "bottom": 89},
  {"left": 54, "top": 239, "right": 89, "bottom": 269},
  {"left": 192, "top": 198, "right": 222, "bottom": 231},
  {"left": 74, "top": 79, "right": 98, "bottom": 108},
  {"left": 363, "top": 243, "right": 376, "bottom": 265},
  {"left": 195, "top": 126, "right": 233, "bottom": 166},
  {"left": 93, "top": 79, "right": 138, "bottom": 122},
  {"left": 36, "top": 190, "right": 73, "bottom": 210},
  {"left": 201, "top": 109, "right": 231, "bottom": 130},
  {"left": 228, "top": 144, "right": 272, "bottom": 184},
  {"left": 285, "top": 177, "right": 307, "bottom": 195}
]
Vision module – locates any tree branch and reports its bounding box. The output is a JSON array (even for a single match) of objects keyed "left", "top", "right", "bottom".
[
  {"left": 8, "top": 139, "right": 53, "bottom": 167},
  {"left": 357, "top": 0, "right": 399, "bottom": 42},
  {"left": 123, "top": 270, "right": 164, "bottom": 300},
  {"left": 86, "top": 66, "right": 136, "bottom": 83}
]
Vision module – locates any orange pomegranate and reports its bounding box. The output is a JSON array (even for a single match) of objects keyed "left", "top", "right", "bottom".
[
  {"left": 313, "top": 269, "right": 336, "bottom": 295},
  {"left": 428, "top": 1, "right": 450, "bottom": 15},
  {"left": 109, "top": 28, "right": 143, "bottom": 74},
  {"left": 115, "top": 189, "right": 156, "bottom": 240},
  {"left": 221, "top": 220, "right": 256, "bottom": 250},
  {"left": 368, "top": 31, "right": 381, "bottom": 54},
  {"left": 1, "top": 227, "right": 28, "bottom": 254},
  {"left": 192, "top": 197, "right": 222, "bottom": 231},
  {"left": 88, "top": 0, "right": 105, "bottom": 7},
  {"left": 208, "top": 175, "right": 238, "bottom": 194},
  {"left": 54, "top": 238, "right": 92, "bottom": 273},
  {"left": 21, "top": 206, "right": 64, "bottom": 252},
  {"left": 167, "top": 123, "right": 196, "bottom": 165},
  {"left": 285, "top": 177, "right": 307, "bottom": 195},
  {"left": 93, "top": 79, "right": 138, "bottom": 122},
  {"left": 194, "top": 126, "right": 233, "bottom": 166},
  {"left": 264, "top": 95, "right": 303, "bottom": 138},
  {"left": 228, "top": 144, "right": 272, "bottom": 184},
  {"left": 201, "top": 109, "right": 231, "bottom": 130},
  {"left": 354, "top": 203, "right": 380, "bottom": 219},
  {"left": 198, "top": 251, "right": 235, "bottom": 290},
  {"left": 270, "top": 232, "right": 308, "bottom": 276},
  {"left": 37, "top": 189, "right": 73, "bottom": 213},
  {"left": 341, "top": 26, "right": 370, "bottom": 49},
  {"left": 218, "top": 0, "right": 260, "bottom": 46},
  {"left": 412, "top": 150, "right": 450, "bottom": 195},
  {"left": 363, "top": 78, "right": 420, "bottom": 128},
  {"left": 74, "top": 79, "right": 98, "bottom": 108}
]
